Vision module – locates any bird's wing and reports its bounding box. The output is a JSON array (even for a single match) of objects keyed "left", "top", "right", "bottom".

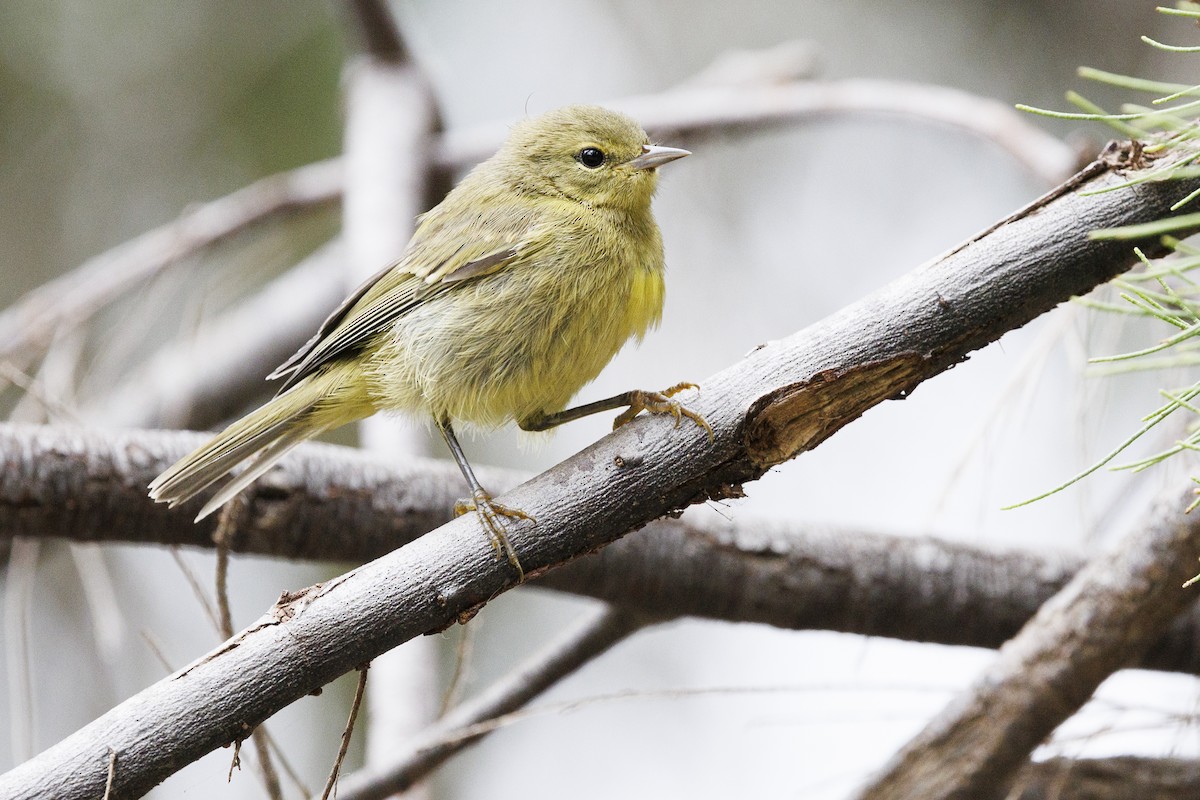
[{"left": 268, "top": 199, "right": 548, "bottom": 393}]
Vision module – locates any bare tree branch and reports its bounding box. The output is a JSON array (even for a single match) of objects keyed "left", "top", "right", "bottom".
[
  {"left": 3, "top": 421, "right": 1200, "bottom": 675},
  {"left": 0, "top": 145, "right": 1192, "bottom": 798},
  {"left": 852, "top": 473, "right": 1200, "bottom": 800},
  {"left": 0, "top": 423, "right": 493, "bottom": 559}
]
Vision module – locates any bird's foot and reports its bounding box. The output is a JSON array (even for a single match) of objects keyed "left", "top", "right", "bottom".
[
  {"left": 613, "top": 382, "right": 714, "bottom": 441},
  {"left": 454, "top": 491, "right": 532, "bottom": 581}
]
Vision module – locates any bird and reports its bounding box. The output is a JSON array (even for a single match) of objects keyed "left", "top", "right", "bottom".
[{"left": 148, "top": 104, "right": 706, "bottom": 579}]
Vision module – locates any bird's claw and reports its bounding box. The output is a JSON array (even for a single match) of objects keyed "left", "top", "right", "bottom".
[
  {"left": 454, "top": 491, "right": 531, "bottom": 581},
  {"left": 613, "top": 382, "right": 714, "bottom": 442}
]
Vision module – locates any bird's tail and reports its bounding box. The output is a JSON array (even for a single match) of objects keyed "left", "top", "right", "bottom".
[{"left": 148, "top": 364, "right": 374, "bottom": 521}]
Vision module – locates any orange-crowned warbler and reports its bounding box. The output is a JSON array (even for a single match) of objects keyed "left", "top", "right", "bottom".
[{"left": 149, "top": 104, "right": 707, "bottom": 579}]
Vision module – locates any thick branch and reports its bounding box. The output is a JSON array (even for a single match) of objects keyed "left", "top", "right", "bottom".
[
  {"left": 2, "top": 422, "right": 1199, "bottom": 675},
  {"left": 0, "top": 148, "right": 1195, "bottom": 798},
  {"left": 853, "top": 475, "right": 1200, "bottom": 800}
]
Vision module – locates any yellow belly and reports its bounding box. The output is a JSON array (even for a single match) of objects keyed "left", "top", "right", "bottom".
[{"left": 366, "top": 250, "right": 665, "bottom": 427}]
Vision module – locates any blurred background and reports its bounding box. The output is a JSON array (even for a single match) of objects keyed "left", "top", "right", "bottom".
[{"left": 1, "top": 1, "right": 1196, "bottom": 797}]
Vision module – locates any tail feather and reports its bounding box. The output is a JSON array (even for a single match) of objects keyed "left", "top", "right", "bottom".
[
  {"left": 192, "top": 427, "right": 316, "bottom": 521},
  {"left": 148, "top": 412, "right": 311, "bottom": 506},
  {"left": 149, "top": 365, "right": 371, "bottom": 519}
]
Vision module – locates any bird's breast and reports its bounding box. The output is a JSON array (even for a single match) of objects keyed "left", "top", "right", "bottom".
[
  {"left": 369, "top": 213, "right": 666, "bottom": 427},
  {"left": 623, "top": 260, "right": 666, "bottom": 341}
]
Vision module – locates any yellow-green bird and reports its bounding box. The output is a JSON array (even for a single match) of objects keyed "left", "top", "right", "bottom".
[{"left": 148, "top": 104, "right": 705, "bottom": 578}]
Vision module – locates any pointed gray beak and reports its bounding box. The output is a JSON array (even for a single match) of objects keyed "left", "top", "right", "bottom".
[{"left": 628, "top": 144, "right": 691, "bottom": 170}]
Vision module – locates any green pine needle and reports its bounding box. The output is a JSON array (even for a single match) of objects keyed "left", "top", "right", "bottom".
[
  {"left": 1077, "top": 66, "right": 1192, "bottom": 95},
  {"left": 1089, "top": 212, "right": 1200, "bottom": 240},
  {"left": 1159, "top": 6, "right": 1200, "bottom": 20},
  {"left": 1155, "top": 82, "right": 1200, "bottom": 105},
  {"left": 1067, "top": 92, "right": 1150, "bottom": 138},
  {"left": 1003, "top": 380, "right": 1200, "bottom": 508},
  {"left": 1172, "top": 183, "right": 1200, "bottom": 210},
  {"left": 1142, "top": 35, "right": 1200, "bottom": 53},
  {"left": 1011, "top": 4, "right": 1200, "bottom": 509}
]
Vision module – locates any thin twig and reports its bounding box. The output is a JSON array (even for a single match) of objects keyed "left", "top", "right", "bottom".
[
  {"left": 251, "top": 733, "right": 285, "bottom": 800},
  {"left": 90, "top": 243, "right": 345, "bottom": 431},
  {"left": 137, "top": 630, "right": 174, "bottom": 675},
  {"left": 0, "top": 362, "right": 82, "bottom": 424},
  {"left": 167, "top": 548, "right": 221, "bottom": 634},
  {"left": 320, "top": 667, "right": 370, "bottom": 800},
  {"left": 212, "top": 502, "right": 240, "bottom": 638},
  {"left": 4, "top": 538, "right": 39, "bottom": 766},
  {"left": 263, "top": 728, "right": 314, "bottom": 799},
  {"left": 102, "top": 750, "right": 116, "bottom": 800},
  {"left": 67, "top": 545, "right": 126, "bottom": 664},
  {"left": 438, "top": 623, "right": 476, "bottom": 716},
  {"left": 227, "top": 740, "right": 242, "bottom": 783},
  {"left": 213, "top": 499, "right": 284, "bottom": 800}
]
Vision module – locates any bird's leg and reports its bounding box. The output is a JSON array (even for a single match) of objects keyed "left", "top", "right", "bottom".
[
  {"left": 436, "top": 417, "right": 528, "bottom": 581},
  {"left": 519, "top": 381, "right": 713, "bottom": 440}
]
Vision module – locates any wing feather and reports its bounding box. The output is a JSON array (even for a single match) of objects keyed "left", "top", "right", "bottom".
[{"left": 269, "top": 197, "right": 547, "bottom": 393}]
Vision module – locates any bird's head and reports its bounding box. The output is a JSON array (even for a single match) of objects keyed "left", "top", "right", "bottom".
[{"left": 501, "top": 105, "right": 689, "bottom": 213}]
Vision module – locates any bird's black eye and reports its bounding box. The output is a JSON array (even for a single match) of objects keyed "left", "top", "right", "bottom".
[{"left": 577, "top": 147, "right": 605, "bottom": 168}]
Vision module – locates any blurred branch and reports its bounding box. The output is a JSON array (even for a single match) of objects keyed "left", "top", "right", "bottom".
[
  {"left": 1012, "top": 757, "right": 1200, "bottom": 800},
  {"left": 341, "top": 57, "right": 436, "bottom": 286},
  {"left": 0, "top": 158, "right": 340, "bottom": 373},
  {"left": 86, "top": 241, "right": 345, "bottom": 430},
  {"left": 3, "top": 421, "right": 1200, "bottom": 675},
  {"left": 0, "top": 44, "right": 1076, "bottom": 386},
  {"left": 678, "top": 40, "right": 820, "bottom": 86},
  {"left": 441, "top": 78, "right": 1082, "bottom": 185},
  {"left": 853, "top": 474, "right": 1200, "bottom": 800},
  {"left": 341, "top": 0, "right": 409, "bottom": 62},
  {"left": 4, "top": 538, "right": 38, "bottom": 765},
  {"left": 336, "top": 607, "right": 648, "bottom": 800},
  {"left": 656, "top": 78, "right": 1084, "bottom": 180},
  {"left": 0, "top": 424, "right": 493, "bottom": 560},
  {"left": 0, "top": 143, "right": 1193, "bottom": 799}
]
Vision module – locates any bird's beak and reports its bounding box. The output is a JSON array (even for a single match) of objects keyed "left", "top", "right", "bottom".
[{"left": 628, "top": 144, "right": 691, "bottom": 170}]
